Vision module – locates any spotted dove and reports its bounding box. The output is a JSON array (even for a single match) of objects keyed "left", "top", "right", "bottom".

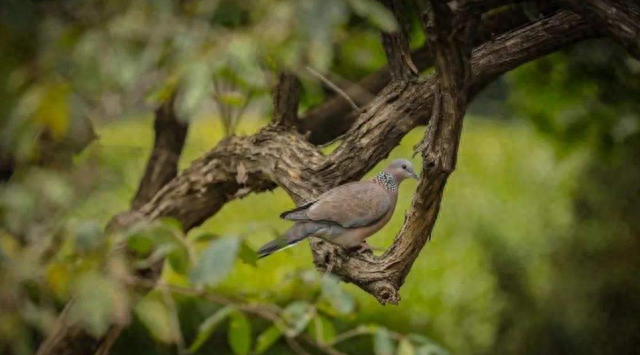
[{"left": 258, "top": 159, "right": 418, "bottom": 258}]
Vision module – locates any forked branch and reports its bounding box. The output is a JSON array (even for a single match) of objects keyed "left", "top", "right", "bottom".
[
  {"left": 379, "top": 0, "right": 419, "bottom": 81},
  {"left": 132, "top": 95, "right": 189, "bottom": 209},
  {"left": 272, "top": 72, "right": 301, "bottom": 127},
  {"left": 308, "top": 10, "right": 595, "bottom": 304},
  {"left": 298, "top": 3, "right": 551, "bottom": 144},
  {"left": 309, "top": 0, "right": 478, "bottom": 304}
]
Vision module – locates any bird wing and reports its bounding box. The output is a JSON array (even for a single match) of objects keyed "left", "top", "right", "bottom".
[{"left": 303, "top": 181, "right": 390, "bottom": 228}]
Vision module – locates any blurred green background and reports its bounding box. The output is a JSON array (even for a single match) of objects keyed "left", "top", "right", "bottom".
[
  {"left": 1, "top": 1, "right": 640, "bottom": 355},
  {"left": 81, "top": 117, "right": 583, "bottom": 355}
]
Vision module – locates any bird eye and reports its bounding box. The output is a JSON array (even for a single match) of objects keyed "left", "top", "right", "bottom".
[{"left": 401, "top": 165, "right": 406, "bottom": 169}]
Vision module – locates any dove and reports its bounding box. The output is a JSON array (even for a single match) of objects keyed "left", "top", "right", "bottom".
[{"left": 258, "top": 159, "right": 418, "bottom": 258}]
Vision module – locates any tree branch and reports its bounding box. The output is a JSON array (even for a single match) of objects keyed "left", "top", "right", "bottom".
[
  {"left": 106, "top": 10, "right": 597, "bottom": 296},
  {"left": 369, "top": 0, "right": 475, "bottom": 298},
  {"left": 110, "top": 10, "right": 596, "bottom": 233},
  {"left": 131, "top": 96, "right": 189, "bottom": 209},
  {"left": 308, "top": 10, "right": 596, "bottom": 304},
  {"left": 561, "top": 0, "right": 640, "bottom": 60},
  {"left": 448, "top": 0, "right": 525, "bottom": 16},
  {"left": 298, "top": 4, "right": 549, "bottom": 144},
  {"left": 379, "top": 0, "right": 419, "bottom": 81},
  {"left": 37, "top": 10, "right": 598, "bottom": 355},
  {"left": 272, "top": 72, "right": 301, "bottom": 127}
]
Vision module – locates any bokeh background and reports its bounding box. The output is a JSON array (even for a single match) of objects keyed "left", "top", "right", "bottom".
[{"left": 1, "top": 1, "right": 639, "bottom": 355}]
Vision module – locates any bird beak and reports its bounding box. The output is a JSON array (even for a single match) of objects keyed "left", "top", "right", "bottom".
[{"left": 410, "top": 171, "right": 419, "bottom": 180}]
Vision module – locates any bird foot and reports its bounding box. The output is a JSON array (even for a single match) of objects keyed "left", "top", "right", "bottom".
[{"left": 348, "top": 242, "right": 373, "bottom": 256}]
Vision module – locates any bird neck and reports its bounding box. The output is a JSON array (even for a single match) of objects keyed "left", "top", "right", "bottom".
[{"left": 373, "top": 171, "right": 398, "bottom": 192}]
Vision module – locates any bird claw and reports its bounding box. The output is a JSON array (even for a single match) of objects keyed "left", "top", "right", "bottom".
[{"left": 348, "top": 242, "right": 373, "bottom": 256}]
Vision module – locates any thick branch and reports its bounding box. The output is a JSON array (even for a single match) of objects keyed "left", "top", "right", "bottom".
[
  {"left": 104, "top": 9, "right": 598, "bottom": 260},
  {"left": 298, "top": 4, "right": 547, "bottom": 144},
  {"left": 299, "top": 46, "right": 429, "bottom": 144},
  {"left": 449, "top": 0, "right": 525, "bottom": 16},
  {"left": 112, "top": 10, "right": 595, "bottom": 231},
  {"left": 309, "top": 10, "right": 596, "bottom": 304},
  {"left": 379, "top": 0, "right": 419, "bottom": 81},
  {"left": 272, "top": 72, "right": 301, "bottom": 126},
  {"left": 374, "top": 0, "right": 475, "bottom": 297},
  {"left": 562, "top": 0, "right": 640, "bottom": 60},
  {"left": 131, "top": 97, "right": 188, "bottom": 209}
]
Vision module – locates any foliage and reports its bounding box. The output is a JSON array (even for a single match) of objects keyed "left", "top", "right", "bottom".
[
  {"left": 503, "top": 39, "right": 640, "bottom": 355},
  {"left": 508, "top": 40, "right": 640, "bottom": 153},
  {"left": 1, "top": 113, "right": 587, "bottom": 355},
  {"left": 0, "top": 0, "right": 395, "bottom": 160}
]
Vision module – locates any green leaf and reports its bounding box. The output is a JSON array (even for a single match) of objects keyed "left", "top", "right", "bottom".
[
  {"left": 228, "top": 311, "right": 252, "bottom": 355},
  {"left": 217, "top": 91, "right": 246, "bottom": 107},
  {"left": 374, "top": 328, "right": 395, "bottom": 355},
  {"left": 135, "top": 291, "right": 174, "bottom": 344},
  {"left": 255, "top": 325, "right": 282, "bottom": 354},
  {"left": 167, "top": 242, "right": 190, "bottom": 274},
  {"left": 188, "top": 306, "right": 234, "bottom": 353},
  {"left": 282, "top": 301, "right": 315, "bottom": 336},
  {"left": 135, "top": 243, "right": 175, "bottom": 270},
  {"left": 347, "top": 0, "right": 398, "bottom": 32},
  {"left": 69, "top": 272, "right": 121, "bottom": 337},
  {"left": 321, "top": 274, "right": 355, "bottom": 314},
  {"left": 397, "top": 338, "right": 416, "bottom": 355},
  {"left": 188, "top": 232, "right": 218, "bottom": 243},
  {"left": 176, "top": 61, "right": 212, "bottom": 120},
  {"left": 127, "top": 232, "right": 155, "bottom": 256},
  {"left": 160, "top": 217, "right": 184, "bottom": 233},
  {"left": 190, "top": 236, "right": 240, "bottom": 287},
  {"left": 307, "top": 315, "right": 336, "bottom": 344},
  {"left": 238, "top": 241, "right": 257, "bottom": 266}
]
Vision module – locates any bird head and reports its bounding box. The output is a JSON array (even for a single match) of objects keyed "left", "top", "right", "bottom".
[{"left": 385, "top": 159, "right": 419, "bottom": 182}]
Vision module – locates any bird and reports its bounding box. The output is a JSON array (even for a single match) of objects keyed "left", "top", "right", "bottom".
[{"left": 258, "top": 159, "right": 418, "bottom": 259}]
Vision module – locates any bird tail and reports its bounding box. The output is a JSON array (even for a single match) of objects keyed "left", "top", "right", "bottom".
[{"left": 258, "top": 222, "right": 323, "bottom": 259}]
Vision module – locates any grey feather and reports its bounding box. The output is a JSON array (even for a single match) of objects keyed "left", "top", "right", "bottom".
[
  {"left": 279, "top": 182, "right": 390, "bottom": 228},
  {"left": 306, "top": 182, "right": 390, "bottom": 228},
  {"left": 279, "top": 200, "right": 314, "bottom": 221},
  {"left": 257, "top": 222, "right": 326, "bottom": 258}
]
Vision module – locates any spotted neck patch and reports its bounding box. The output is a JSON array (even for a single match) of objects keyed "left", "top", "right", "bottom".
[{"left": 374, "top": 171, "right": 397, "bottom": 192}]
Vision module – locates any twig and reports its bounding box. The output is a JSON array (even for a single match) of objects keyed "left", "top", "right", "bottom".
[
  {"left": 305, "top": 67, "right": 360, "bottom": 111},
  {"left": 300, "top": 334, "right": 348, "bottom": 355},
  {"left": 329, "top": 326, "right": 403, "bottom": 346},
  {"left": 330, "top": 327, "right": 371, "bottom": 345},
  {"left": 285, "top": 336, "right": 313, "bottom": 355}
]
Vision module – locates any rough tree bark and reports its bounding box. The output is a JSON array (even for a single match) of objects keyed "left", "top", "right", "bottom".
[
  {"left": 371, "top": 0, "right": 477, "bottom": 302},
  {"left": 272, "top": 72, "right": 301, "bottom": 127},
  {"left": 380, "top": 0, "right": 420, "bottom": 81},
  {"left": 38, "top": 1, "right": 633, "bottom": 354},
  {"left": 562, "top": 0, "right": 640, "bottom": 60},
  {"left": 106, "top": 9, "right": 596, "bottom": 300},
  {"left": 131, "top": 96, "right": 189, "bottom": 209},
  {"left": 298, "top": 2, "right": 544, "bottom": 144}
]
